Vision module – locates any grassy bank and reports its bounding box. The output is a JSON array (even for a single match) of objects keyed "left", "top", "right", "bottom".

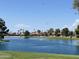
[
  {"left": 4, "top": 36, "right": 79, "bottom": 40},
  {"left": 24, "top": 36, "right": 79, "bottom": 40},
  {"left": 47, "top": 36, "right": 79, "bottom": 40},
  {"left": 0, "top": 51, "right": 79, "bottom": 59}
]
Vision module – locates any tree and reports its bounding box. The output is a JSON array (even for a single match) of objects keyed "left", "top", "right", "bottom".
[
  {"left": 37, "top": 30, "right": 41, "bottom": 33},
  {"left": 73, "top": 0, "right": 79, "bottom": 12},
  {"left": 24, "top": 30, "right": 30, "bottom": 36},
  {"left": 43, "top": 32, "right": 48, "bottom": 36},
  {"left": 61, "top": 28, "right": 69, "bottom": 37},
  {"left": 55, "top": 28, "right": 60, "bottom": 37},
  {"left": 37, "top": 30, "right": 41, "bottom": 36},
  {"left": 75, "top": 25, "right": 79, "bottom": 38},
  {"left": 0, "top": 18, "right": 9, "bottom": 39},
  {"left": 48, "top": 28, "right": 54, "bottom": 36},
  {"left": 69, "top": 31, "right": 74, "bottom": 38}
]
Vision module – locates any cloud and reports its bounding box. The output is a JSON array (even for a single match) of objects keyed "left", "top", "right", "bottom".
[
  {"left": 63, "top": 25, "right": 68, "bottom": 28},
  {"left": 15, "top": 24, "right": 30, "bottom": 29},
  {"left": 72, "top": 19, "right": 79, "bottom": 29},
  {"left": 61, "top": 19, "right": 79, "bottom": 31},
  {"left": 9, "top": 24, "right": 30, "bottom": 32},
  {"left": 8, "top": 23, "right": 31, "bottom": 32},
  {"left": 61, "top": 25, "right": 68, "bottom": 30}
]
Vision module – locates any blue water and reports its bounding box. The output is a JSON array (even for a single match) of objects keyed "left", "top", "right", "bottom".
[{"left": 0, "top": 37, "right": 79, "bottom": 55}]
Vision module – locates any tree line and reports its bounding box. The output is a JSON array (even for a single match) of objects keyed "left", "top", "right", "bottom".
[
  {"left": 0, "top": 18, "right": 79, "bottom": 39},
  {"left": 24, "top": 25, "right": 79, "bottom": 38}
]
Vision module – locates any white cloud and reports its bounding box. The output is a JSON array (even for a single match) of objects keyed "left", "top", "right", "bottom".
[
  {"left": 9, "top": 24, "right": 30, "bottom": 32},
  {"left": 15, "top": 24, "right": 30, "bottom": 29},
  {"left": 61, "top": 19, "right": 79, "bottom": 31},
  {"left": 61, "top": 25, "right": 68, "bottom": 30},
  {"left": 72, "top": 19, "right": 79, "bottom": 29},
  {"left": 63, "top": 25, "right": 68, "bottom": 28}
]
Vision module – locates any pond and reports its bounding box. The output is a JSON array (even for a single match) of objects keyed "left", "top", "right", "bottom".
[{"left": 1, "top": 36, "right": 79, "bottom": 55}]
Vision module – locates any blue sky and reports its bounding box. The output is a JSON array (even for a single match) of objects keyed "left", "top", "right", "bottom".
[{"left": 0, "top": 0, "right": 79, "bottom": 32}]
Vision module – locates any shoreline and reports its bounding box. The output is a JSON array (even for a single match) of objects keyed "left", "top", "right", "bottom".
[
  {"left": 47, "top": 36, "right": 79, "bottom": 40},
  {"left": 4, "top": 36, "right": 79, "bottom": 40}
]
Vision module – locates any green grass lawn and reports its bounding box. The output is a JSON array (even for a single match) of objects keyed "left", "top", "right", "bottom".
[{"left": 0, "top": 51, "right": 79, "bottom": 59}]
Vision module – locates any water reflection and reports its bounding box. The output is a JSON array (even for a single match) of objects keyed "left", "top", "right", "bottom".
[
  {"left": 59, "top": 40, "right": 73, "bottom": 45},
  {"left": 75, "top": 46, "right": 79, "bottom": 54},
  {"left": 0, "top": 43, "right": 7, "bottom": 50}
]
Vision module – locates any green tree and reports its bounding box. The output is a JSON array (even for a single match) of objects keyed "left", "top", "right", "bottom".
[
  {"left": 75, "top": 25, "right": 79, "bottom": 38},
  {"left": 55, "top": 28, "right": 60, "bottom": 37},
  {"left": 37, "top": 30, "right": 41, "bottom": 33},
  {"left": 61, "top": 28, "right": 69, "bottom": 37},
  {"left": 48, "top": 28, "right": 54, "bottom": 36},
  {"left": 37, "top": 30, "right": 41, "bottom": 36},
  {"left": 43, "top": 32, "right": 48, "bottom": 36},
  {"left": 24, "top": 30, "right": 30, "bottom": 36},
  {"left": 69, "top": 31, "right": 74, "bottom": 38},
  {"left": 0, "top": 18, "right": 9, "bottom": 39},
  {"left": 73, "top": 0, "right": 79, "bottom": 12}
]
